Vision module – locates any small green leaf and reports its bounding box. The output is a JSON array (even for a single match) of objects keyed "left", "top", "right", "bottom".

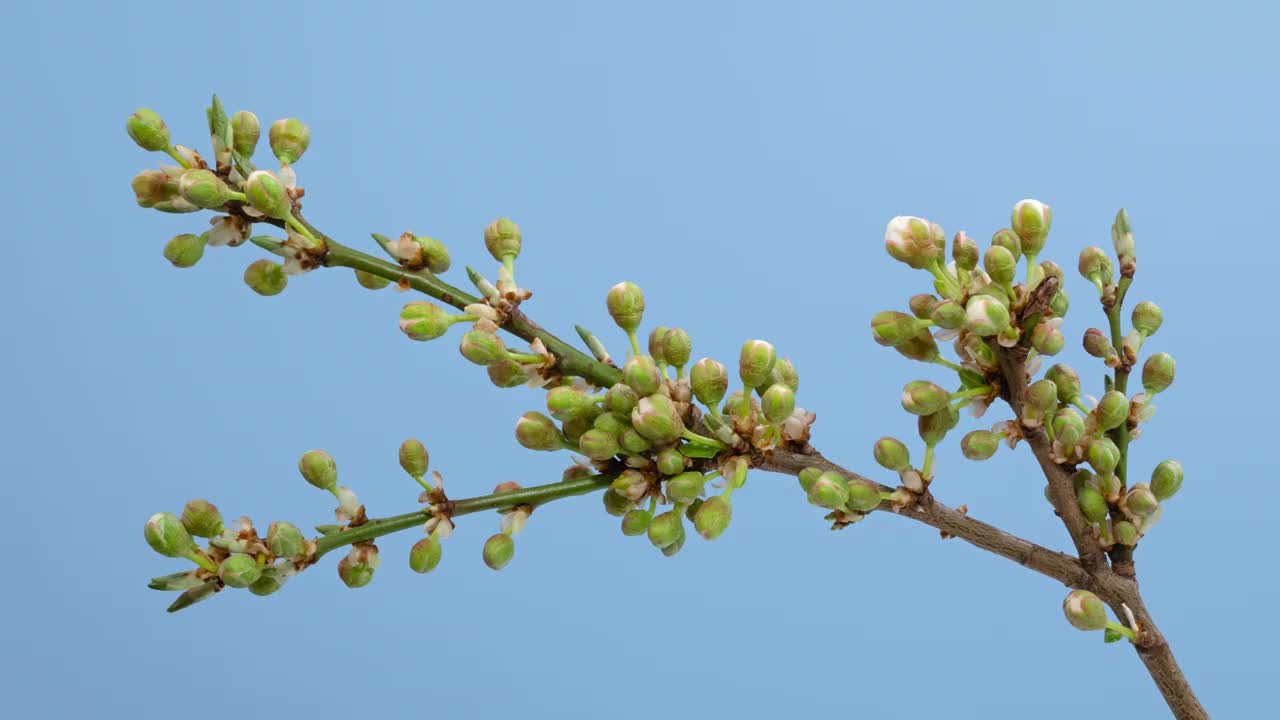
[
  {"left": 166, "top": 579, "right": 220, "bottom": 613},
  {"left": 678, "top": 442, "right": 720, "bottom": 459}
]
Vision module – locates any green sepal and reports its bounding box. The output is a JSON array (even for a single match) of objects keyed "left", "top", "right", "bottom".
[{"left": 679, "top": 442, "right": 721, "bottom": 459}]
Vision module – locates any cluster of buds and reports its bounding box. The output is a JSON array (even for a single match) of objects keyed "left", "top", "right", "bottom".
[{"left": 127, "top": 97, "right": 329, "bottom": 294}]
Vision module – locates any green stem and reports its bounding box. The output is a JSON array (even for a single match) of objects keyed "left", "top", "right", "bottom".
[
  {"left": 681, "top": 429, "right": 728, "bottom": 449},
  {"left": 933, "top": 357, "right": 964, "bottom": 373},
  {"left": 1105, "top": 620, "right": 1137, "bottom": 642},
  {"left": 1106, "top": 276, "right": 1134, "bottom": 486},
  {"left": 185, "top": 550, "right": 219, "bottom": 574},
  {"left": 922, "top": 443, "right": 936, "bottom": 480},
  {"left": 950, "top": 386, "right": 992, "bottom": 402},
  {"left": 507, "top": 351, "right": 546, "bottom": 364},
  {"left": 284, "top": 214, "right": 323, "bottom": 249},
  {"left": 164, "top": 145, "right": 192, "bottom": 168}
]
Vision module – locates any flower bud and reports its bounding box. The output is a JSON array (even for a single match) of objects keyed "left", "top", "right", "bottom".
[
  {"left": 1077, "top": 487, "right": 1108, "bottom": 523},
  {"left": 398, "top": 439, "right": 429, "bottom": 478},
  {"left": 1142, "top": 352, "right": 1176, "bottom": 395},
  {"left": 267, "top": 521, "right": 307, "bottom": 560},
  {"left": 131, "top": 169, "right": 179, "bottom": 208},
  {"left": 808, "top": 471, "right": 850, "bottom": 509},
  {"left": 952, "top": 231, "right": 979, "bottom": 271},
  {"left": 606, "top": 281, "right": 645, "bottom": 332},
  {"left": 1077, "top": 246, "right": 1114, "bottom": 290},
  {"left": 965, "top": 295, "right": 1010, "bottom": 337},
  {"left": 1087, "top": 438, "right": 1121, "bottom": 475},
  {"left": 647, "top": 510, "right": 683, "bottom": 549},
  {"left": 244, "top": 259, "right": 288, "bottom": 296},
  {"left": 459, "top": 329, "right": 507, "bottom": 366},
  {"left": 690, "top": 358, "right": 730, "bottom": 407},
  {"left": 631, "top": 394, "right": 684, "bottom": 444},
  {"left": 647, "top": 327, "right": 670, "bottom": 365},
  {"left": 562, "top": 414, "right": 597, "bottom": 445},
  {"left": 1011, "top": 199, "right": 1052, "bottom": 255},
  {"left": 398, "top": 302, "right": 453, "bottom": 341},
  {"left": 1121, "top": 485, "right": 1159, "bottom": 518},
  {"left": 1045, "top": 364, "right": 1082, "bottom": 405},
  {"left": 546, "top": 386, "right": 598, "bottom": 421},
  {"left": 990, "top": 228, "right": 1023, "bottom": 260},
  {"left": 515, "top": 411, "right": 564, "bottom": 451},
  {"left": 662, "top": 328, "right": 692, "bottom": 368},
  {"left": 1114, "top": 520, "right": 1139, "bottom": 547},
  {"left": 621, "top": 508, "right": 653, "bottom": 536},
  {"left": 268, "top": 118, "right": 310, "bottom": 164},
  {"left": 593, "top": 411, "right": 627, "bottom": 436},
  {"left": 739, "top": 339, "right": 777, "bottom": 389},
  {"left": 298, "top": 449, "right": 337, "bottom": 491},
  {"left": 578, "top": 428, "right": 620, "bottom": 461},
  {"left": 219, "top": 554, "right": 262, "bottom": 589},
  {"left": 797, "top": 467, "right": 823, "bottom": 493},
  {"left": 1050, "top": 289, "right": 1070, "bottom": 318},
  {"left": 655, "top": 447, "right": 685, "bottom": 476},
  {"left": 693, "top": 495, "right": 732, "bottom": 539},
  {"left": 1030, "top": 320, "right": 1065, "bottom": 356},
  {"left": 482, "top": 533, "right": 515, "bottom": 570},
  {"left": 929, "top": 300, "right": 966, "bottom": 330},
  {"left": 623, "top": 355, "right": 662, "bottom": 396},
  {"left": 1053, "top": 408, "right": 1085, "bottom": 449},
  {"left": 909, "top": 294, "right": 939, "bottom": 319},
  {"left": 1094, "top": 391, "right": 1128, "bottom": 432},
  {"left": 768, "top": 357, "right": 800, "bottom": 392},
  {"left": 1132, "top": 301, "right": 1163, "bottom": 337},
  {"left": 984, "top": 245, "right": 1017, "bottom": 286},
  {"left": 413, "top": 236, "right": 451, "bottom": 274},
  {"left": 871, "top": 311, "right": 929, "bottom": 347},
  {"left": 1082, "top": 328, "right": 1118, "bottom": 364},
  {"left": 126, "top": 108, "right": 171, "bottom": 152},
  {"left": 611, "top": 469, "right": 650, "bottom": 501},
  {"left": 243, "top": 170, "right": 292, "bottom": 219},
  {"left": 901, "top": 380, "right": 949, "bottom": 416},
  {"left": 230, "top": 110, "right": 260, "bottom": 157},
  {"left": 1112, "top": 208, "right": 1135, "bottom": 272},
  {"left": 180, "top": 500, "right": 224, "bottom": 538},
  {"left": 619, "top": 428, "right": 652, "bottom": 455},
  {"left": 163, "top": 233, "right": 206, "bottom": 268},
  {"left": 960, "top": 430, "right": 1000, "bottom": 461},
  {"left": 178, "top": 169, "right": 232, "bottom": 209},
  {"left": 355, "top": 269, "right": 391, "bottom": 290},
  {"left": 845, "top": 478, "right": 882, "bottom": 512},
  {"left": 1063, "top": 589, "right": 1108, "bottom": 631},
  {"left": 761, "top": 383, "right": 796, "bottom": 424},
  {"left": 666, "top": 472, "right": 705, "bottom": 504},
  {"left": 873, "top": 437, "right": 911, "bottom": 472},
  {"left": 605, "top": 383, "right": 640, "bottom": 415},
  {"left": 338, "top": 545, "right": 380, "bottom": 588},
  {"left": 1150, "top": 460, "right": 1184, "bottom": 501},
  {"left": 144, "top": 512, "right": 196, "bottom": 558},
  {"left": 1027, "top": 379, "right": 1059, "bottom": 415},
  {"left": 603, "top": 487, "right": 636, "bottom": 514},
  {"left": 884, "top": 216, "right": 939, "bottom": 269},
  {"left": 917, "top": 405, "right": 960, "bottom": 445},
  {"left": 483, "top": 218, "right": 522, "bottom": 261}
]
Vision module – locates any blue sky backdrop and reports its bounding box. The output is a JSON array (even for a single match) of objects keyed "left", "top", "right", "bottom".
[{"left": 3, "top": 1, "right": 1274, "bottom": 717}]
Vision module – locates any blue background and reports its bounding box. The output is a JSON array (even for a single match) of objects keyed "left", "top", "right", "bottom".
[{"left": 3, "top": 2, "right": 1272, "bottom": 717}]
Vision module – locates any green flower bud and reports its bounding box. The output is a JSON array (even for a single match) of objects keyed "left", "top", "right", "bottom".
[
  {"left": 605, "top": 383, "right": 640, "bottom": 415},
  {"left": 355, "top": 269, "right": 391, "bottom": 290},
  {"left": 909, "top": 294, "right": 940, "bottom": 319},
  {"left": 845, "top": 479, "right": 881, "bottom": 512},
  {"left": 661, "top": 526, "right": 687, "bottom": 557},
  {"left": 1030, "top": 320, "right": 1065, "bottom": 356},
  {"left": 249, "top": 573, "right": 284, "bottom": 597},
  {"left": 1077, "top": 246, "right": 1114, "bottom": 290},
  {"left": 930, "top": 300, "right": 966, "bottom": 330},
  {"left": 144, "top": 512, "right": 196, "bottom": 558},
  {"left": 769, "top": 357, "right": 800, "bottom": 392},
  {"left": 621, "top": 508, "right": 653, "bottom": 536},
  {"left": 561, "top": 413, "right": 597, "bottom": 445},
  {"left": 611, "top": 469, "right": 650, "bottom": 501},
  {"left": 871, "top": 311, "right": 929, "bottom": 347},
  {"left": 1082, "top": 328, "right": 1118, "bottom": 364},
  {"left": 623, "top": 355, "right": 662, "bottom": 396},
  {"left": 990, "top": 228, "right": 1023, "bottom": 260},
  {"left": 338, "top": 545, "right": 380, "bottom": 588},
  {"left": 414, "top": 236, "right": 451, "bottom": 274},
  {"left": 1121, "top": 485, "right": 1159, "bottom": 518},
  {"left": 1045, "top": 364, "right": 1082, "bottom": 405},
  {"left": 398, "top": 302, "right": 453, "bottom": 341},
  {"left": 901, "top": 380, "right": 949, "bottom": 416},
  {"left": 483, "top": 218, "right": 522, "bottom": 261},
  {"left": 631, "top": 394, "right": 684, "bottom": 444},
  {"left": 808, "top": 471, "right": 850, "bottom": 509},
  {"left": 1053, "top": 408, "right": 1085, "bottom": 449},
  {"left": 1050, "top": 289, "right": 1070, "bottom": 318},
  {"left": 126, "top": 108, "right": 171, "bottom": 152},
  {"left": 178, "top": 169, "right": 232, "bottom": 209},
  {"left": 619, "top": 428, "right": 652, "bottom": 455},
  {"left": 1088, "top": 438, "right": 1121, "bottom": 475},
  {"left": 693, "top": 495, "right": 732, "bottom": 540},
  {"left": 1150, "top": 460, "right": 1183, "bottom": 501},
  {"left": 578, "top": 428, "right": 620, "bottom": 461},
  {"left": 298, "top": 449, "right": 337, "bottom": 491},
  {"left": 984, "top": 245, "right": 1017, "bottom": 286},
  {"left": 1112, "top": 208, "right": 1135, "bottom": 272},
  {"left": 219, "top": 554, "right": 262, "bottom": 589},
  {"left": 884, "top": 216, "right": 940, "bottom": 269},
  {"left": 739, "top": 339, "right": 777, "bottom": 389},
  {"left": 398, "top": 439, "right": 429, "bottom": 478},
  {"left": 243, "top": 170, "right": 292, "bottom": 219},
  {"left": 593, "top": 411, "right": 627, "bottom": 436},
  {"left": 267, "top": 521, "right": 307, "bottom": 560},
  {"left": 1027, "top": 379, "right": 1059, "bottom": 415},
  {"left": 515, "top": 411, "right": 564, "bottom": 451},
  {"left": 459, "top": 329, "right": 507, "bottom": 366},
  {"left": 268, "top": 118, "right": 310, "bottom": 164},
  {"left": 656, "top": 447, "right": 685, "bottom": 476},
  {"left": 873, "top": 437, "right": 911, "bottom": 472},
  {"left": 1077, "top": 487, "right": 1108, "bottom": 523},
  {"left": 546, "top": 386, "right": 598, "bottom": 421},
  {"left": 685, "top": 498, "right": 705, "bottom": 521},
  {"left": 482, "top": 533, "right": 515, "bottom": 570},
  {"left": 180, "top": 499, "right": 223, "bottom": 538},
  {"left": 606, "top": 281, "right": 645, "bottom": 332},
  {"left": 917, "top": 405, "right": 960, "bottom": 445},
  {"left": 1063, "top": 589, "right": 1108, "bottom": 631},
  {"left": 662, "top": 328, "right": 692, "bottom": 369},
  {"left": 965, "top": 295, "right": 1010, "bottom": 337},
  {"left": 666, "top": 472, "right": 705, "bottom": 504},
  {"left": 952, "top": 230, "right": 979, "bottom": 271},
  {"left": 647, "top": 327, "right": 670, "bottom": 365},
  {"left": 798, "top": 467, "right": 823, "bottom": 493},
  {"left": 1142, "top": 352, "right": 1176, "bottom": 395},
  {"left": 230, "top": 110, "right": 260, "bottom": 157},
  {"left": 761, "top": 383, "right": 796, "bottom": 424},
  {"left": 244, "top": 259, "right": 287, "bottom": 296},
  {"left": 1132, "top": 301, "right": 1163, "bottom": 337},
  {"left": 1011, "top": 199, "right": 1052, "bottom": 255},
  {"left": 132, "top": 169, "right": 179, "bottom": 208},
  {"left": 1095, "top": 391, "right": 1129, "bottom": 432},
  {"left": 163, "top": 233, "right": 206, "bottom": 268},
  {"left": 690, "top": 358, "right": 730, "bottom": 407},
  {"left": 647, "top": 510, "right": 683, "bottom": 549},
  {"left": 895, "top": 330, "right": 943, "bottom": 364},
  {"left": 1114, "top": 520, "right": 1139, "bottom": 547},
  {"left": 960, "top": 430, "right": 1000, "bottom": 461}
]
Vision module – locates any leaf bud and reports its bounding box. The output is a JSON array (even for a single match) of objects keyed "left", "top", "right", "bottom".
[
  {"left": 621, "top": 508, "right": 653, "bottom": 536},
  {"left": 807, "top": 471, "right": 850, "bottom": 509},
  {"left": 1112, "top": 208, "right": 1135, "bottom": 273},
  {"left": 984, "top": 245, "right": 1017, "bottom": 287},
  {"left": 901, "top": 380, "right": 949, "bottom": 416},
  {"left": 960, "top": 430, "right": 1000, "bottom": 461},
  {"left": 1011, "top": 199, "right": 1052, "bottom": 255},
  {"left": 1077, "top": 246, "right": 1114, "bottom": 291},
  {"left": 298, "top": 449, "right": 338, "bottom": 491},
  {"left": 1142, "top": 352, "right": 1176, "bottom": 395},
  {"left": 1062, "top": 589, "right": 1108, "bottom": 631},
  {"left": 662, "top": 328, "right": 692, "bottom": 369},
  {"left": 243, "top": 170, "right": 292, "bottom": 219},
  {"left": 693, "top": 495, "right": 732, "bottom": 540},
  {"left": 126, "top": 108, "right": 171, "bottom": 152},
  {"left": 268, "top": 118, "right": 310, "bottom": 164},
  {"left": 515, "top": 411, "right": 564, "bottom": 451},
  {"left": 1132, "top": 301, "right": 1163, "bottom": 337},
  {"left": 163, "top": 233, "right": 206, "bottom": 268},
  {"left": 647, "top": 510, "right": 683, "bottom": 549},
  {"left": 952, "top": 230, "right": 979, "bottom": 271},
  {"left": 1150, "top": 460, "right": 1184, "bottom": 501},
  {"left": 873, "top": 437, "right": 911, "bottom": 472},
  {"left": 180, "top": 500, "right": 224, "bottom": 538},
  {"left": 631, "top": 394, "right": 685, "bottom": 444},
  {"left": 459, "top": 329, "right": 507, "bottom": 366},
  {"left": 482, "top": 533, "right": 515, "bottom": 570},
  {"left": 144, "top": 512, "right": 196, "bottom": 558},
  {"left": 219, "top": 554, "right": 262, "bottom": 589},
  {"left": 623, "top": 355, "right": 662, "bottom": 396},
  {"left": 1094, "top": 391, "right": 1129, "bottom": 432},
  {"left": 338, "top": 545, "right": 380, "bottom": 588},
  {"left": 230, "top": 110, "right": 260, "bottom": 157},
  {"left": 965, "top": 295, "right": 1010, "bottom": 337},
  {"left": 483, "top": 218, "right": 522, "bottom": 261},
  {"left": 738, "top": 339, "right": 777, "bottom": 389},
  {"left": 578, "top": 428, "right": 620, "bottom": 461},
  {"left": 267, "top": 521, "right": 307, "bottom": 560},
  {"left": 761, "top": 383, "right": 796, "bottom": 424},
  {"left": 606, "top": 281, "right": 645, "bottom": 332}
]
